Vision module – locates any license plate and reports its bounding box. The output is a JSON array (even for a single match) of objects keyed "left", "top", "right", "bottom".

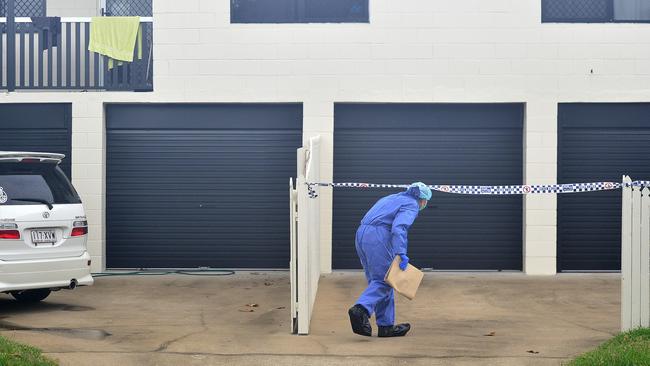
[{"left": 31, "top": 230, "right": 56, "bottom": 244}]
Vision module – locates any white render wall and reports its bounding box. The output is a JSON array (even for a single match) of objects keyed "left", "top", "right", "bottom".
[{"left": 2, "top": 0, "right": 650, "bottom": 274}]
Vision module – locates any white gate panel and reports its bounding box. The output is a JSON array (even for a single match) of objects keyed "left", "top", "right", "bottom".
[
  {"left": 290, "top": 136, "right": 322, "bottom": 335},
  {"left": 621, "top": 176, "right": 650, "bottom": 331}
]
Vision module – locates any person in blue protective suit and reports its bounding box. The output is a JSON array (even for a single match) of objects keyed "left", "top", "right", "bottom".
[{"left": 348, "top": 182, "right": 432, "bottom": 337}]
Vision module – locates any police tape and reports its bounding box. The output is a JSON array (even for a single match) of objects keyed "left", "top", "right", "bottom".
[{"left": 305, "top": 181, "right": 650, "bottom": 198}]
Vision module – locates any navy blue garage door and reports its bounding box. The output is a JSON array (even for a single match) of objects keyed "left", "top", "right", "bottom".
[
  {"left": 0, "top": 103, "right": 72, "bottom": 178},
  {"left": 558, "top": 103, "right": 650, "bottom": 271},
  {"left": 333, "top": 103, "right": 524, "bottom": 270},
  {"left": 106, "top": 104, "right": 302, "bottom": 269}
]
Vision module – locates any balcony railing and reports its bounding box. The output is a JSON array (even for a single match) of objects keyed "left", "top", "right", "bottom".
[{"left": 0, "top": 16, "right": 153, "bottom": 91}]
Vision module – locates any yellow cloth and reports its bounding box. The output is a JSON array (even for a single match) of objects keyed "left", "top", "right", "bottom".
[
  {"left": 88, "top": 17, "right": 142, "bottom": 69},
  {"left": 108, "top": 26, "right": 142, "bottom": 69}
]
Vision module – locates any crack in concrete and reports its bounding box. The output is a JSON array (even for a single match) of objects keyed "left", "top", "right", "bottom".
[
  {"left": 154, "top": 310, "right": 208, "bottom": 352},
  {"left": 556, "top": 318, "right": 616, "bottom": 337}
]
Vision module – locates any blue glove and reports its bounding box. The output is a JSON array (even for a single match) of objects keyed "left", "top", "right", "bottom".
[{"left": 398, "top": 254, "right": 409, "bottom": 271}]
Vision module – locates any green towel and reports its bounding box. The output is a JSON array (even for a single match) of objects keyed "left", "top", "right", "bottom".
[
  {"left": 88, "top": 16, "right": 141, "bottom": 64},
  {"left": 107, "top": 26, "right": 142, "bottom": 69}
]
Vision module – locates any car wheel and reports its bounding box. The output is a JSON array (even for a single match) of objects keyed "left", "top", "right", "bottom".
[{"left": 11, "top": 289, "right": 51, "bottom": 302}]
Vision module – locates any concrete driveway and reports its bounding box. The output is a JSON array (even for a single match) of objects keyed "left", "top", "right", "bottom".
[{"left": 0, "top": 272, "right": 619, "bottom": 365}]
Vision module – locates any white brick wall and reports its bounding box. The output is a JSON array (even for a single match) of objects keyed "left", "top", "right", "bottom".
[
  {"left": 47, "top": 0, "right": 99, "bottom": 17},
  {"left": 3, "top": 0, "right": 650, "bottom": 274}
]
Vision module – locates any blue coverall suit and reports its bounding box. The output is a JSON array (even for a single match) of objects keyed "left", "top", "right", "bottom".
[{"left": 354, "top": 188, "right": 420, "bottom": 326}]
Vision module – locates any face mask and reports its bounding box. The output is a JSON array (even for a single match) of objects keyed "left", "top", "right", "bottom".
[{"left": 419, "top": 200, "right": 427, "bottom": 211}]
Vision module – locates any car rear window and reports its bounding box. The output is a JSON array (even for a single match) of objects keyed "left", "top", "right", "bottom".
[{"left": 0, "top": 162, "right": 81, "bottom": 205}]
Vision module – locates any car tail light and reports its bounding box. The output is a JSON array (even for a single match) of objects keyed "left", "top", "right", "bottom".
[
  {"left": 71, "top": 220, "right": 88, "bottom": 237},
  {"left": 71, "top": 227, "right": 88, "bottom": 236},
  {"left": 0, "top": 230, "right": 20, "bottom": 239},
  {"left": 20, "top": 158, "right": 40, "bottom": 163},
  {"left": 0, "top": 223, "right": 20, "bottom": 239}
]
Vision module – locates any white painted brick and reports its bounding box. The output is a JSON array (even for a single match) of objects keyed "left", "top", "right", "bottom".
[
  {"left": 303, "top": 77, "right": 340, "bottom": 98},
  {"left": 86, "top": 239, "right": 102, "bottom": 254},
  {"left": 597, "top": 60, "right": 637, "bottom": 75},
  {"left": 525, "top": 226, "right": 556, "bottom": 244},
  {"left": 73, "top": 164, "right": 103, "bottom": 180},
  {"left": 511, "top": 59, "right": 574, "bottom": 75},
  {"left": 525, "top": 257, "right": 556, "bottom": 275},
  {"left": 601, "top": 44, "right": 644, "bottom": 59},
  {"left": 526, "top": 101, "right": 558, "bottom": 119},
  {"left": 275, "top": 44, "right": 311, "bottom": 60},
  {"left": 526, "top": 210, "right": 557, "bottom": 227},
  {"left": 495, "top": 43, "right": 527, "bottom": 59},
  {"left": 447, "top": 59, "right": 481, "bottom": 75},
  {"left": 384, "top": 59, "right": 445, "bottom": 75},
  {"left": 155, "top": 29, "right": 201, "bottom": 44},
  {"left": 309, "top": 44, "right": 372, "bottom": 60},
  {"left": 557, "top": 44, "right": 605, "bottom": 59},
  {"left": 371, "top": 43, "right": 433, "bottom": 60},
  {"left": 90, "top": 256, "right": 103, "bottom": 272},
  {"left": 222, "top": 44, "right": 280, "bottom": 60},
  {"left": 474, "top": 0, "right": 512, "bottom": 13},
  {"left": 230, "top": 29, "right": 290, "bottom": 44},
  {"left": 72, "top": 133, "right": 88, "bottom": 149},
  {"left": 525, "top": 163, "right": 556, "bottom": 183},
  {"left": 479, "top": 60, "right": 511, "bottom": 75},
  {"left": 80, "top": 194, "right": 102, "bottom": 211},
  {"left": 85, "top": 133, "right": 103, "bottom": 149},
  {"left": 155, "top": 13, "right": 217, "bottom": 29},
  {"left": 372, "top": 29, "right": 420, "bottom": 44},
  {"left": 74, "top": 179, "right": 103, "bottom": 196},
  {"left": 525, "top": 195, "right": 557, "bottom": 211},
  {"left": 540, "top": 27, "right": 574, "bottom": 44},
  {"left": 275, "top": 76, "right": 310, "bottom": 96},
  {"left": 199, "top": 0, "right": 223, "bottom": 13},
  {"left": 636, "top": 61, "right": 650, "bottom": 75},
  {"left": 83, "top": 209, "right": 102, "bottom": 225},
  {"left": 169, "top": 60, "right": 202, "bottom": 76},
  {"left": 404, "top": 75, "right": 435, "bottom": 100},
  {"left": 463, "top": 76, "right": 525, "bottom": 97},
  {"left": 72, "top": 149, "right": 103, "bottom": 165},
  {"left": 198, "top": 29, "right": 233, "bottom": 44},
  {"left": 526, "top": 117, "right": 557, "bottom": 133},
  {"left": 526, "top": 132, "right": 557, "bottom": 149},
  {"left": 72, "top": 117, "right": 102, "bottom": 133},
  {"left": 292, "top": 60, "right": 356, "bottom": 76},
  {"left": 525, "top": 43, "right": 559, "bottom": 59},
  {"left": 303, "top": 117, "right": 333, "bottom": 133},
  {"left": 527, "top": 148, "right": 557, "bottom": 164},
  {"left": 434, "top": 43, "right": 495, "bottom": 59},
  {"left": 573, "top": 59, "right": 604, "bottom": 76},
  {"left": 304, "top": 102, "right": 333, "bottom": 118},
  {"left": 156, "top": 0, "right": 200, "bottom": 14},
  {"left": 198, "top": 60, "right": 261, "bottom": 75}
]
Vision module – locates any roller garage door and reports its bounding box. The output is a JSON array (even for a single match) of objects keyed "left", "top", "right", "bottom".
[
  {"left": 106, "top": 104, "right": 302, "bottom": 269},
  {"left": 333, "top": 103, "right": 524, "bottom": 270},
  {"left": 558, "top": 103, "right": 650, "bottom": 272},
  {"left": 0, "top": 103, "right": 72, "bottom": 177}
]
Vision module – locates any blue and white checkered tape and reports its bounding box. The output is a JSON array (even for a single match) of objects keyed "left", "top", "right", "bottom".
[{"left": 305, "top": 180, "right": 650, "bottom": 198}]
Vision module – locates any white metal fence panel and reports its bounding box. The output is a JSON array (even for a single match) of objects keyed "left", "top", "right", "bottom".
[
  {"left": 289, "top": 177, "right": 298, "bottom": 333},
  {"left": 290, "top": 136, "right": 322, "bottom": 335},
  {"left": 621, "top": 176, "right": 650, "bottom": 331},
  {"left": 622, "top": 176, "right": 632, "bottom": 330},
  {"left": 641, "top": 187, "right": 650, "bottom": 327}
]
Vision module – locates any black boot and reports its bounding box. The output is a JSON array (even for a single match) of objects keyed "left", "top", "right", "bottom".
[
  {"left": 378, "top": 323, "right": 411, "bottom": 337},
  {"left": 348, "top": 304, "right": 372, "bottom": 337}
]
